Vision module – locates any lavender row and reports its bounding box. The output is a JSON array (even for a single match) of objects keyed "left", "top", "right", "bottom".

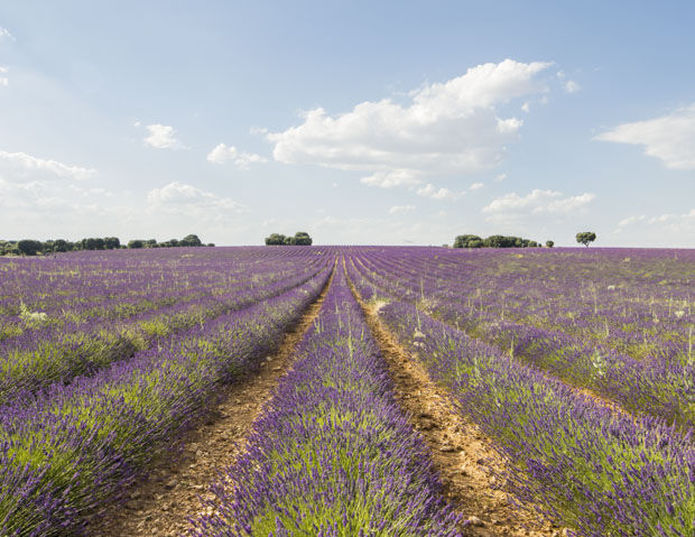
[
  {"left": 356, "top": 248, "right": 694, "bottom": 364},
  {"left": 348, "top": 252, "right": 694, "bottom": 427},
  {"left": 0, "top": 248, "right": 323, "bottom": 344},
  {"left": 348, "top": 272, "right": 693, "bottom": 537},
  {"left": 190, "top": 268, "right": 461, "bottom": 537},
  {"left": 0, "top": 261, "right": 326, "bottom": 407},
  {"left": 0, "top": 267, "right": 331, "bottom": 537}
]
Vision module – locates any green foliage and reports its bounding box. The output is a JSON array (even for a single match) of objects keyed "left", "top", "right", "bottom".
[
  {"left": 180, "top": 234, "right": 203, "bottom": 247},
  {"left": 104, "top": 237, "right": 120, "bottom": 249},
  {"left": 576, "top": 231, "right": 597, "bottom": 247},
  {"left": 546, "top": 240, "right": 555, "bottom": 248},
  {"left": 265, "top": 231, "right": 312, "bottom": 246},
  {"left": 453, "top": 234, "right": 541, "bottom": 249},
  {"left": 127, "top": 239, "right": 144, "bottom": 249},
  {"left": 453, "top": 234, "right": 482, "bottom": 248},
  {"left": 265, "top": 233, "right": 286, "bottom": 245},
  {"left": 17, "top": 240, "right": 42, "bottom": 256}
]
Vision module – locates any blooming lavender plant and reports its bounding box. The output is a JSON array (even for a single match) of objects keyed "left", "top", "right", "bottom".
[
  {"left": 348, "top": 264, "right": 693, "bottom": 537},
  {"left": 190, "top": 268, "right": 461, "bottom": 537},
  {"left": 0, "top": 256, "right": 332, "bottom": 536}
]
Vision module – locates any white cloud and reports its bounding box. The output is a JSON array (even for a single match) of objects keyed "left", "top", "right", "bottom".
[
  {"left": 495, "top": 173, "right": 507, "bottom": 182},
  {"left": 206, "top": 143, "right": 267, "bottom": 169},
  {"left": 267, "top": 59, "right": 552, "bottom": 192},
  {"left": 0, "top": 150, "right": 96, "bottom": 181},
  {"left": 0, "top": 66, "right": 7, "bottom": 87},
  {"left": 617, "top": 210, "right": 695, "bottom": 230},
  {"left": 360, "top": 169, "right": 421, "bottom": 188},
  {"left": 416, "top": 183, "right": 457, "bottom": 200},
  {"left": 389, "top": 204, "right": 415, "bottom": 215},
  {"left": 0, "top": 27, "right": 14, "bottom": 41},
  {"left": 143, "top": 124, "right": 186, "bottom": 150},
  {"left": 483, "top": 189, "right": 595, "bottom": 216},
  {"left": 147, "top": 182, "right": 245, "bottom": 218},
  {"left": 614, "top": 210, "right": 695, "bottom": 245},
  {"left": 564, "top": 80, "right": 581, "bottom": 93},
  {"left": 595, "top": 104, "right": 695, "bottom": 170},
  {"left": 469, "top": 182, "right": 484, "bottom": 191},
  {"left": 617, "top": 215, "right": 646, "bottom": 228}
]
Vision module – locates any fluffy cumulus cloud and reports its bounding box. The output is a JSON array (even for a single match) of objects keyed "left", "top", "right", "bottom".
[
  {"left": 0, "top": 66, "right": 8, "bottom": 87},
  {"left": 614, "top": 209, "right": 695, "bottom": 247},
  {"left": 564, "top": 80, "right": 581, "bottom": 93},
  {"left": 389, "top": 204, "right": 415, "bottom": 215},
  {"left": 206, "top": 143, "right": 267, "bottom": 169},
  {"left": 0, "top": 27, "right": 13, "bottom": 41},
  {"left": 267, "top": 59, "right": 552, "bottom": 196},
  {"left": 483, "top": 189, "right": 595, "bottom": 218},
  {"left": 596, "top": 105, "right": 695, "bottom": 170},
  {"left": 142, "top": 124, "right": 186, "bottom": 150},
  {"left": 618, "top": 210, "right": 695, "bottom": 230},
  {"left": 416, "top": 183, "right": 458, "bottom": 200},
  {"left": 0, "top": 150, "right": 96, "bottom": 181},
  {"left": 147, "top": 182, "right": 245, "bottom": 219}
]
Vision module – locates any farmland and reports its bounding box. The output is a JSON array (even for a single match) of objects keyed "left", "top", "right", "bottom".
[{"left": 0, "top": 247, "right": 693, "bottom": 537}]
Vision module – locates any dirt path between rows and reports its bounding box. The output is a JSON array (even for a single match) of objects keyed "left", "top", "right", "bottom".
[
  {"left": 90, "top": 266, "right": 334, "bottom": 537},
  {"left": 350, "top": 286, "right": 567, "bottom": 537}
]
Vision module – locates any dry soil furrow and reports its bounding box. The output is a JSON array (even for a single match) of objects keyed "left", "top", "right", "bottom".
[
  {"left": 90, "top": 265, "right": 335, "bottom": 537},
  {"left": 350, "top": 289, "right": 566, "bottom": 537}
]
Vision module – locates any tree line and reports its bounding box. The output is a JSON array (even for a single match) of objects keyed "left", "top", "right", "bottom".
[
  {"left": 453, "top": 232, "right": 597, "bottom": 248},
  {"left": 264, "top": 232, "right": 313, "bottom": 245},
  {"left": 453, "top": 234, "right": 547, "bottom": 249},
  {"left": 0, "top": 234, "right": 212, "bottom": 256}
]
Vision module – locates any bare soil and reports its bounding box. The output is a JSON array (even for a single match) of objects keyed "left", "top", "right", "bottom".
[
  {"left": 90, "top": 267, "right": 334, "bottom": 537},
  {"left": 351, "top": 289, "right": 568, "bottom": 537}
]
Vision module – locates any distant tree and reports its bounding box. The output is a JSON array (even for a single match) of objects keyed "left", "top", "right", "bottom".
[
  {"left": 128, "top": 239, "right": 144, "bottom": 249},
  {"left": 484, "top": 235, "right": 517, "bottom": 248},
  {"left": 206, "top": 243, "right": 215, "bottom": 247},
  {"left": 145, "top": 239, "right": 158, "bottom": 248},
  {"left": 576, "top": 231, "right": 597, "bottom": 247},
  {"left": 453, "top": 234, "right": 483, "bottom": 248},
  {"left": 292, "top": 231, "right": 312, "bottom": 245},
  {"left": 265, "top": 231, "right": 312, "bottom": 245},
  {"left": 265, "top": 233, "right": 287, "bottom": 245},
  {"left": 180, "top": 234, "right": 202, "bottom": 247},
  {"left": 104, "top": 237, "right": 120, "bottom": 250},
  {"left": 545, "top": 240, "right": 555, "bottom": 248},
  {"left": 17, "top": 240, "right": 42, "bottom": 256}
]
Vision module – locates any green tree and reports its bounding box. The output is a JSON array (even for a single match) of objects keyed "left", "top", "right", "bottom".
[
  {"left": 545, "top": 240, "right": 554, "bottom": 248},
  {"left": 265, "top": 233, "right": 286, "bottom": 245},
  {"left": 453, "top": 234, "right": 483, "bottom": 248},
  {"left": 292, "top": 231, "right": 312, "bottom": 245},
  {"left": 104, "top": 237, "right": 120, "bottom": 249},
  {"left": 127, "top": 239, "right": 144, "bottom": 249},
  {"left": 180, "top": 234, "right": 202, "bottom": 247},
  {"left": 17, "top": 240, "right": 42, "bottom": 256},
  {"left": 576, "top": 231, "right": 597, "bottom": 247}
]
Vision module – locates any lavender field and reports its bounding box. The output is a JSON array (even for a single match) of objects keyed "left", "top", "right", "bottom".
[{"left": 0, "top": 246, "right": 693, "bottom": 537}]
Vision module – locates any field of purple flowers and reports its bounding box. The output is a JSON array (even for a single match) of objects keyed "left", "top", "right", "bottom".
[
  {"left": 0, "top": 246, "right": 692, "bottom": 536},
  {"left": 346, "top": 247, "right": 694, "bottom": 537}
]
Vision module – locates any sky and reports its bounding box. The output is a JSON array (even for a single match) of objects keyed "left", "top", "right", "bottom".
[{"left": 0, "top": 1, "right": 694, "bottom": 247}]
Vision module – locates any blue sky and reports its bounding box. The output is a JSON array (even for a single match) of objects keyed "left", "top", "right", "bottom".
[{"left": 0, "top": 1, "right": 693, "bottom": 246}]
